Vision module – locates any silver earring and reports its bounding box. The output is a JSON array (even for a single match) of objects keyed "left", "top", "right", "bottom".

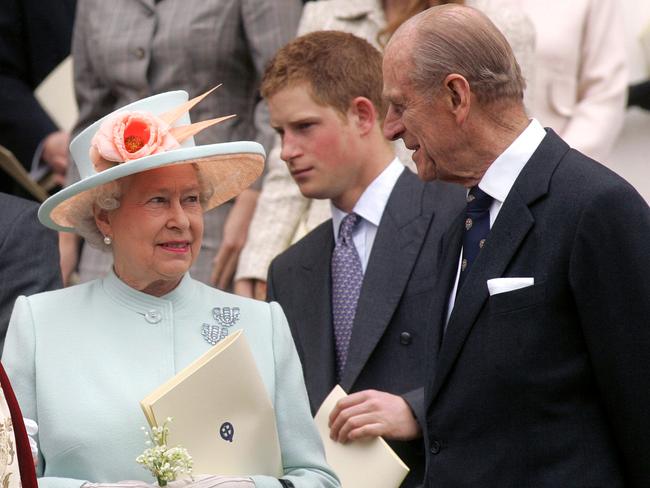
[{"left": 103, "top": 235, "right": 112, "bottom": 245}]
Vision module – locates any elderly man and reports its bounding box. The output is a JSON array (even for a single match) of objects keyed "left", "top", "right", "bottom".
[{"left": 382, "top": 5, "right": 650, "bottom": 487}]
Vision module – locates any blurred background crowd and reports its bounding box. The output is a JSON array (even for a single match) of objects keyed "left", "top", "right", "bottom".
[{"left": 1, "top": 0, "right": 648, "bottom": 299}]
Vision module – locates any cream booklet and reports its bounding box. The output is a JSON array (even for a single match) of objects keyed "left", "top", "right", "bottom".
[
  {"left": 315, "top": 385, "right": 410, "bottom": 488},
  {"left": 140, "top": 330, "right": 282, "bottom": 476}
]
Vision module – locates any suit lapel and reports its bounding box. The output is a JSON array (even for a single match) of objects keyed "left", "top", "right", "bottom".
[
  {"left": 341, "top": 171, "right": 433, "bottom": 389},
  {"left": 296, "top": 224, "right": 337, "bottom": 407},
  {"left": 427, "top": 129, "right": 569, "bottom": 404},
  {"left": 422, "top": 207, "right": 464, "bottom": 401}
]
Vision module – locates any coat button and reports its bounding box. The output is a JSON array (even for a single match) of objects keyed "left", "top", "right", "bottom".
[
  {"left": 430, "top": 440, "right": 441, "bottom": 454},
  {"left": 400, "top": 332, "right": 412, "bottom": 345},
  {"left": 134, "top": 47, "right": 146, "bottom": 59},
  {"left": 144, "top": 309, "right": 162, "bottom": 324}
]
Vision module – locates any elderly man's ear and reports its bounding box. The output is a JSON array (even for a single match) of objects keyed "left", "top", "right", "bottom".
[
  {"left": 348, "top": 96, "right": 379, "bottom": 135},
  {"left": 443, "top": 74, "right": 471, "bottom": 125}
]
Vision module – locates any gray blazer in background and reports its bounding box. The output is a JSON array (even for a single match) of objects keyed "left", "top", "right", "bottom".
[
  {"left": 0, "top": 192, "right": 62, "bottom": 353},
  {"left": 268, "top": 170, "right": 465, "bottom": 488}
]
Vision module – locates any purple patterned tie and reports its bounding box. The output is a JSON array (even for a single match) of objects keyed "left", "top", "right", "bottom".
[{"left": 331, "top": 212, "right": 363, "bottom": 381}]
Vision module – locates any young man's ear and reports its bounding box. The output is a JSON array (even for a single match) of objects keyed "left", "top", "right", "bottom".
[{"left": 349, "top": 96, "right": 378, "bottom": 135}]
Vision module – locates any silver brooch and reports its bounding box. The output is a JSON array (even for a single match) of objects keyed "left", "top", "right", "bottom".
[{"left": 201, "top": 306, "right": 240, "bottom": 345}]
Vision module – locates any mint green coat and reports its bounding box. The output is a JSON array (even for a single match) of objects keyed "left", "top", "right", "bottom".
[{"left": 3, "top": 271, "right": 338, "bottom": 488}]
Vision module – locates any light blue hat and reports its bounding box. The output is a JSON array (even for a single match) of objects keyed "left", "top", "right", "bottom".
[{"left": 38, "top": 89, "right": 265, "bottom": 232}]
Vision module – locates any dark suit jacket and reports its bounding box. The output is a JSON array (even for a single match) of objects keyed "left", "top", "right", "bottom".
[
  {"left": 0, "top": 193, "right": 61, "bottom": 352},
  {"left": 423, "top": 130, "right": 650, "bottom": 487},
  {"left": 0, "top": 0, "right": 76, "bottom": 190},
  {"left": 268, "top": 169, "right": 465, "bottom": 488}
]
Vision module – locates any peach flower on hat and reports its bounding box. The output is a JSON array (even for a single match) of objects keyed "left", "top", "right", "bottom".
[{"left": 90, "top": 111, "right": 181, "bottom": 172}]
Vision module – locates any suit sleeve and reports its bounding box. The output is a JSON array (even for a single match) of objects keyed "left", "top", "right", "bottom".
[
  {"left": 251, "top": 302, "right": 340, "bottom": 488},
  {"left": 0, "top": 0, "right": 58, "bottom": 167},
  {"left": 265, "top": 259, "right": 278, "bottom": 302},
  {"left": 401, "top": 388, "right": 425, "bottom": 432},
  {"left": 0, "top": 202, "right": 62, "bottom": 352},
  {"left": 569, "top": 182, "right": 650, "bottom": 485}
]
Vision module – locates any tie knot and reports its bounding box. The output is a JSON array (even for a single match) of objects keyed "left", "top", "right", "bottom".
[
  {"left": 339, "top": 212, "right": 360, "bottom": 243},
  {"left": 467, "top": 186, "right": 493, "bottom": 212}
]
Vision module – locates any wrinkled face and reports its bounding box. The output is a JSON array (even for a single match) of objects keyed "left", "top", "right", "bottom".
[
  {"left": 100, "top": 165, "right": 204, "bottom": 289},
  {"left": 382, "top": 49, "right": 458, "bottom": 182},
  {"left": 268, "top": 83, "right": 362, "bottom": 203}
]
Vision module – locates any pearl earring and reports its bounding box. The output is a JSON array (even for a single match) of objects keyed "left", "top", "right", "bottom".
[{"left": 103, "top": 235, "right": 112, "bottom": 245}]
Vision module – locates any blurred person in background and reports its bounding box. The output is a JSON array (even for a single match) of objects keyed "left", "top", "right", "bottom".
[
  {"left": 608, "top": 2, "right": 650, "bottom": 202},
  {"left": 0, "top": 192, "right": 61, "bottom": 353},
  {"left": 516, "top": 0, "right": 628, "bottom": 162},
  {"left": 0, "top": 0, "right": 76, "bottom": 197},
  {"left": 61, "top": 0, "right": 302, "bottom": 287}
]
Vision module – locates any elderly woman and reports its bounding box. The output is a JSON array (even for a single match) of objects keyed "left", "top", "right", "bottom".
[{"left": 2, "top": 90, "right": 338, "bottom": 488}]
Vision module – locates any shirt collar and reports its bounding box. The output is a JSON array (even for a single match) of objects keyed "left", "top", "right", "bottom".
[
  {"left": 478, "top": 118, "right": 546, "bottom": 203},
  {"left": 332, "top": 158, "right": 404, "bottom": 237}
]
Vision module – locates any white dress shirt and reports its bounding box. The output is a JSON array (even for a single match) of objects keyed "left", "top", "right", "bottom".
[
  {"left": 446, "top": 119, "right": 547, "bottom": 323},
  {"left": 331, "top": 158, "right": 404, "bottom": 273}
]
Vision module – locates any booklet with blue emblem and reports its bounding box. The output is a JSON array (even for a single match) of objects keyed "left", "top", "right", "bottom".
[
  {"left": 315, "top": 385, "right": 410, "bottom": 488},
  {"left": 140, "top": 329, "right": 282, "bottom": 476}
]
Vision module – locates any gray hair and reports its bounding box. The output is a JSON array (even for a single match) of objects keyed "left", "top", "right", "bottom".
[
  {"left": 73, "top": 164, "right": 214, "bottom": 252},
  {"left": 405, "top": 5, "right": 526, "bottom": 105}
]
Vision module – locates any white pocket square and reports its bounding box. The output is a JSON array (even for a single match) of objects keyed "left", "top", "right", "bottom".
[{"left": 487, "top": 277, "right": 534, "bottom": 296}]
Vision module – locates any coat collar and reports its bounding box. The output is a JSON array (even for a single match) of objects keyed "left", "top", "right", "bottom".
[{"left": 102, "top": 268, "right": 196, "bottom": 314}]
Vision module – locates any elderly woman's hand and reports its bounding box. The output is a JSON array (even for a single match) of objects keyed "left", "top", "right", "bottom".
[{"left": 82, "top": 476, "right": 254, "bottom": 488}]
